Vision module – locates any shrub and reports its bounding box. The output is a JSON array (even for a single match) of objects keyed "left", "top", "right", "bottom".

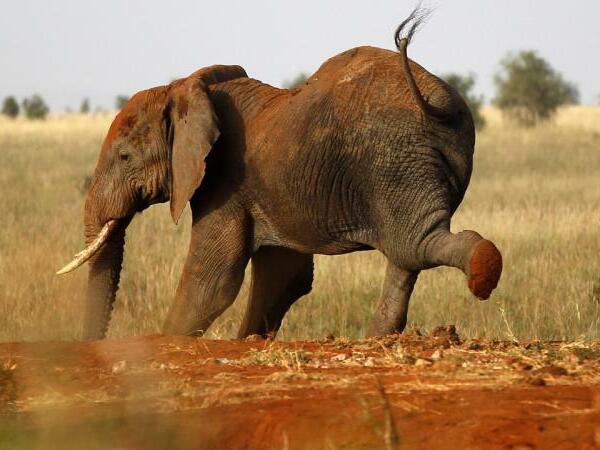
[
  {"left": 283, "top": 73, "right": 308, "bottom": 89},
  {"left": 80, "top": 175, "right": 93, "bottom": 194},
  {"left": 1, "top": 96, "right": 20, "bottom": 118},
  {"left": 22, "top": 95, "right": 49, "bottom": 120},
  {"left": 493, "top": 50, "right": 579, "bottom": 126},
  {"left": 80, "top": 98, "right": 90, "bottom": 114},
  {"left": 115, "top": 95, "right": 129, "bottom": 110},
  {"left": 443, "top": 73, "right": 485, "bottom": 130}
]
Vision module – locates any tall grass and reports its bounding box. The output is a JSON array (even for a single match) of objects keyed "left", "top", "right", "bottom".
[{"left": 1, "top": 107, "right": 599, "bottom": 342}]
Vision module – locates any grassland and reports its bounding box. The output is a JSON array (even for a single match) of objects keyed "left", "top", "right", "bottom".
[{"left": 0, "top": 107, "right": 599, "bottom": 342}]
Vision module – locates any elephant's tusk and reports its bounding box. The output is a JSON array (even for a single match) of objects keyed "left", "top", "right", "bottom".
[{"left": 56, "top": 220, "right": 118, "bottom": 275}]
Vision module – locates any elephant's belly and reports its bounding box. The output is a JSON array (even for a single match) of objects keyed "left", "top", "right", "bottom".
[{"left": 252, "top": 211, "right": 373, "bottom": 255}]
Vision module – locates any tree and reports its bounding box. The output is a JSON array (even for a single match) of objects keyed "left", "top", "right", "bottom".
[
  {"left": 283, "top": 73, "right": 308, "bottom": 89},
  {"left": 80, "top": 98, "right": 90, "bottom": 114},
  {"left": 1, "top": 96, "right": 19, "bottom": 118},
  {"left": 443, "top": 73, "right": 485, "bottom": 130},
  {"left": 22, "top": 95, "right": 49, "bottom": 120},
  {"left": 493, "top": 50, "right": 579, "bottom": 127},
  {"left": 115, "top": 95, "right": 129, "bottom": 110}
]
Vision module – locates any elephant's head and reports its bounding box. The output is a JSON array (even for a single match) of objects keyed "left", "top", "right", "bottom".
[{"left": 58, "top": 65, "right": 246, "bottom": 339}]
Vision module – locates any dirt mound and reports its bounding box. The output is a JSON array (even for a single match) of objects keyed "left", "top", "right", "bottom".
[{"left": 0, "top": 330, "right": 599, "bottom": 449}]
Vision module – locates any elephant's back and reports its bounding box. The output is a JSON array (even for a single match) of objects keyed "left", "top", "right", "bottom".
[
  {"left": 309, "top": 46, "right": 399, "bottom": 85},
  {"left": 295, "top": 46, "right": 453, "bottom": 119}
]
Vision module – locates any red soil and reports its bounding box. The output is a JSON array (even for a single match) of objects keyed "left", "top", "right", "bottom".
[{"left": 0, "top": 329, "right": 598, "bottom": 449}]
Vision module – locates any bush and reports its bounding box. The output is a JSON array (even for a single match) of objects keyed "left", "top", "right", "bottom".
[
  {"left": 80, "top": 175, "right": 93, "bottom": 194},
  {"left": 443, "top": 73, "right": 485, "bottom": 130},
  {"left": 283, "top": 73, "right": 308, "bottom": 89},
  {"left": 80, "top": 98, "right": 90, "bottom": 114},
  {"left": 115, "top": 95, "right": 129, "bottom": 110},
  {"left": 2, "top": 96, "right": 19, "bottom": 118},
  {"left": 22, "top": 95, "right": 49, "bottom": 120},
  {"left": 493, "top": 50, "right": 579, "bottom": 127}
]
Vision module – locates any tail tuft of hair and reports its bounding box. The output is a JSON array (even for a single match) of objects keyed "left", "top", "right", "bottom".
[{"left": 394, "top": 5, "right": 432, "bottom": 49}]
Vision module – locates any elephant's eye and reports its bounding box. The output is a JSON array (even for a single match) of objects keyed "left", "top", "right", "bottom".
[{"left": 119, "top": 151, "right": 130, "bottom": 162}]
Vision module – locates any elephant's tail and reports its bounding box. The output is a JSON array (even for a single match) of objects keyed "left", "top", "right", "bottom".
[{"left": 394, "top": 7, "right": 451, "bottom": 123}]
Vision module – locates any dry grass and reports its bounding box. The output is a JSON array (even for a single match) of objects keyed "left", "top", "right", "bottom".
[{"left": 1, "top": 107, "right": 599, "bottom": 342}]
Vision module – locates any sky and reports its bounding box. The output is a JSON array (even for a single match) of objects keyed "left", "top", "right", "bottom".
[{"left": 2, "top": 0, "right": 599, "bottom": 111}]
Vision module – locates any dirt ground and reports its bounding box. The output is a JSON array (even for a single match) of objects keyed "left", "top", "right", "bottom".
[{"left": 0, "top": 327, "right": 599, "bottom": 450}]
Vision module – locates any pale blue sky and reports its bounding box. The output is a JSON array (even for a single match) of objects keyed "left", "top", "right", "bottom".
[{"left": 2, "top": 1, "right": 599, "bottom": 111}]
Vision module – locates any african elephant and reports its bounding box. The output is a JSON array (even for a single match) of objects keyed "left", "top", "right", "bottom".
[{"left": 58, "top": 10, "right": 502, "bottom": 340}]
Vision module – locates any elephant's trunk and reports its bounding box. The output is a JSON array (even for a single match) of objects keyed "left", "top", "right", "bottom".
[{"left": 81, "top": 217, "right": 127, "bottom": 340}]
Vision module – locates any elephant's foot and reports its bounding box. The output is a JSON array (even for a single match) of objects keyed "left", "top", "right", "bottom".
[{"left": 467, "top": 239, "right": 502, "bottom": 300}]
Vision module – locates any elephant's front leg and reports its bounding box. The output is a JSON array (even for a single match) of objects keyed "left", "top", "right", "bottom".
[
  {"left": 367, "top": 262, "right": 419, "bottom": 337},
  {"left": 163, "top": 206, "right": 250, "bottom": 336}
]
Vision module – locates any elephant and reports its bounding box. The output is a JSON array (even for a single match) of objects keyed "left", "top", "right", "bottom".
[{"left": 58, "top": 10, "right": 502, "bottom": 340}]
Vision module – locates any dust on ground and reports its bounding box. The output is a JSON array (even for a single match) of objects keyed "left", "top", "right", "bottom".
[{"left": 1, "top": 327, "right": 599, "bottom": 449}]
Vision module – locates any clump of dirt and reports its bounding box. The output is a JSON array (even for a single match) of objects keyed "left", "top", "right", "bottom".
[{"left": 0, "top": 329, "right": 598, "bottom": 449}]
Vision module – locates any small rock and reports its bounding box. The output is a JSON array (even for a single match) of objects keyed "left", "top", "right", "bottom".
[
  {"left": 430, "top": 350, "right": 443, "bottom": 361},
  {"left": 111, "top": 361, "right": 127, "bottom": 374},
  {"left": 3, "top": 361, "right": 18, "bottom": 371},
  {"left": 526, "top": 376, "right": 547, "bottom": 387},
  {"left": 159, "top": 362, "right": 179, "bottom": 370},
  {"left": 364, "top": 357, "right": 376, "bottom": 367},
  {"left": 331, "top": 353, "right": 347, "bottom": 362},
  {"left": 415, "top": 358, "right": 433, "bottom": 367},
  {"left": 215, "top": 358, "right": 234, "bottom": 365}
]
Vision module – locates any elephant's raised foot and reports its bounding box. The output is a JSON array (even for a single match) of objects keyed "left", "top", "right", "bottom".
[{"left": 468, "top": 240, "right": 503, "bottom": 300}]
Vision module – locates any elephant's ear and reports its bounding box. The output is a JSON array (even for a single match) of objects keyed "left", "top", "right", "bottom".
[{"left": 168, "top": 76, "right": 220, "bottom": 224}]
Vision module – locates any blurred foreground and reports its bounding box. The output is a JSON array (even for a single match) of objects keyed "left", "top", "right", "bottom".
[{"left": 0, "top": 330, "right": 598, "bottom": 449}]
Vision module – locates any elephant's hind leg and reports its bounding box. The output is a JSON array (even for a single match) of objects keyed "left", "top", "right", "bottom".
[
  {"left": 237, "top": 247, "right": 313, "bottom": 339},
  {"left": 367, "top": 262, "right": 419, "bottom": 337},
  {"left": 421, "top": 229, "right": 502, "bottom": 300},
  {"left": 163, "top": 206, "right": 250, "bottom": 336}
]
